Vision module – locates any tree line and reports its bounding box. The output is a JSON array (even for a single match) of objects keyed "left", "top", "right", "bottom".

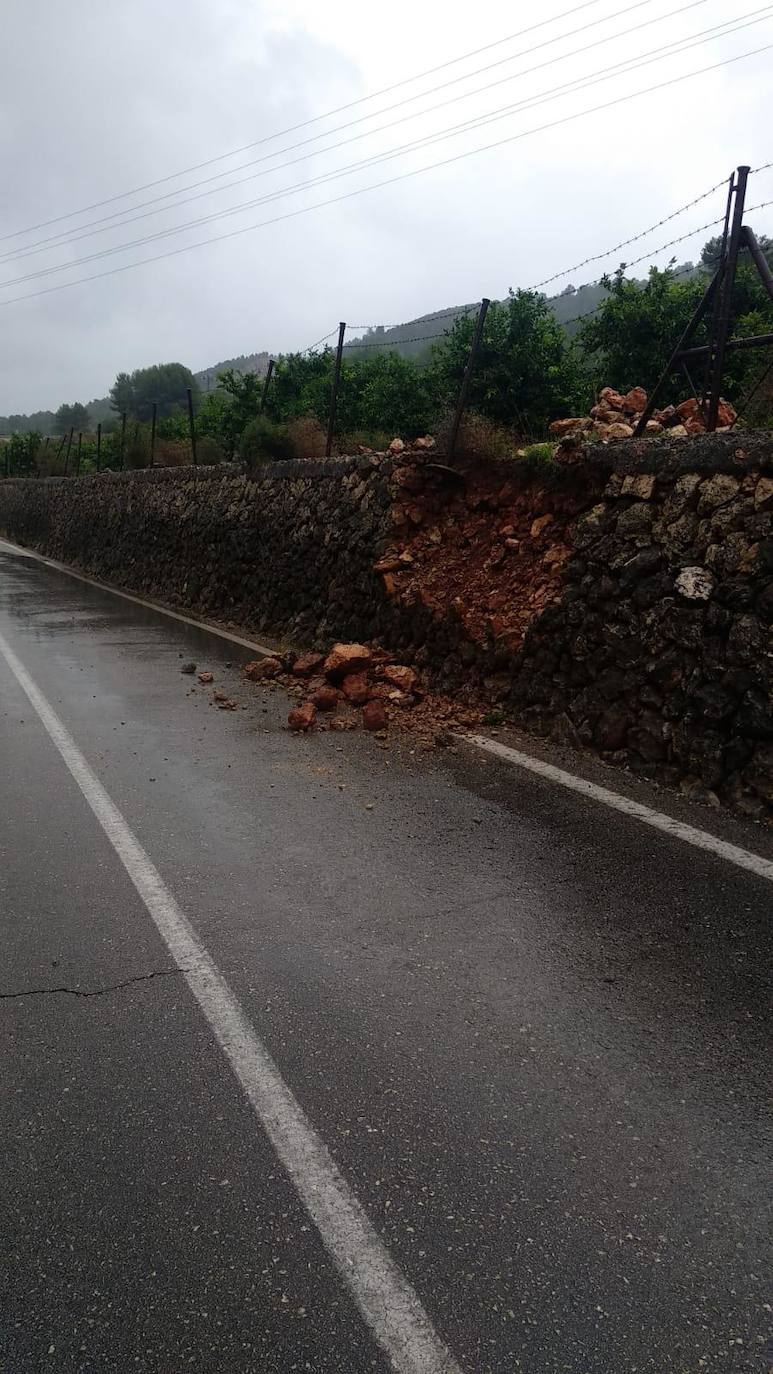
[{"left": 2, "top": 233, "right": 771, "bottom": 475}]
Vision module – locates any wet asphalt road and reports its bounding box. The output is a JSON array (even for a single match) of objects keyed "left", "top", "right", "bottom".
[{"left": 0, "top": 541, "right": 771, "bottom": 1374}]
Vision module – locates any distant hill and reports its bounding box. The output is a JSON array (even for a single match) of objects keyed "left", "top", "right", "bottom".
[
  {"left": 194, "top": 352, "right": 270, "bottom": 392},
  {"left": 0, "top": 271, "right": 703, "bottom": 435}
]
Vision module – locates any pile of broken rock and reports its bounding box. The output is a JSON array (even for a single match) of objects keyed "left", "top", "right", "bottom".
[
  {"left": 548, "top": 386, "right": 738, "bottom": 444},
  {"left": 242, "top": 642, "right": 478, "bottom": 742}
]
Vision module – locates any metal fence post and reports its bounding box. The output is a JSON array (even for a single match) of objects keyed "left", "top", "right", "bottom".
[
  {"left": 325, "top": 322, "right": 346, "bottom": 457},
  {"left": 187, "top": 388, "right": 197, "bottom": 465},
  {"left": 447, "top": 298, "right": 490, "bottom": 460},
  {"left": 63, "top": 427, "right": 74, "bottom": 475},
  {"left": 96, "top": 423, "right": 102, "bottom": 471},
  {"left": 120, "top": 411, "right": 127, "bottom": 469},
  {"left": 707, "top": 165, "right": 749, "bottom": 430},
  {"left": 150, "top": 402, "right": 157, "bottom": 466},
  {"left": 260, "top": 358, "right": 275, "bottom": 413},
  {"left": 76, "top": 431, "right": 82, "bottom": 475}
]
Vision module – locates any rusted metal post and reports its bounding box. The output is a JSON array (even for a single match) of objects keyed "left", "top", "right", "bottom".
[
  {"left": 120, "top": 411, "right": 127, "bottom": 469},
  {"left": 150, "top": 402, "right": 157, "bottom": 466},
  {"left": 96, "top": 423, "right": 102, "bottom": 471},
  {"left": 633, "top": 273, "right": 721, "bottom": 435},
  {"left": 260, "top": 358, "right": 275, "bottom": 414},
  {"left": 76, "top": 431, "right": 82, "bottom": 475},
  {"left": 3, "top": 444, "right": 8, "bottom": 479},
  {"left": 63, "top": 427, "right": 74, "bottom": 475},
  {"left": 325, "top": 323, "right": 346, "bottom": 457},
  {"left": 447, "top": 298, "right": 490, "bottom": 460},
  {"left": 741, "top": 226, "right": 773, "bottom": 304},
  {"left": 706, "top": 165, "right": 750, "bottom": 430},
  {"left": 187, "top": 387, "right": 197, "bottom": 465}
]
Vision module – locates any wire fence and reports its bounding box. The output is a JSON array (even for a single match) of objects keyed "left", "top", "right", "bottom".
[{"left": 3, "top": 163, "right": 772, "bottom": 475}]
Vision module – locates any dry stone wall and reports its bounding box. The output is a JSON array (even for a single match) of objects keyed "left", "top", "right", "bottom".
[{"left": 0, "top": 432, "right": 770, "bottom": 819}]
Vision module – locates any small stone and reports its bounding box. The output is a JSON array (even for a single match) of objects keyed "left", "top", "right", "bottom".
[
  {"left": 388, "top": 437, "right": 406, "bottom": 455},
  {"left": 607, "top": 422, "right": 634, "bottom": 439},
  {"left": 288, "top": 702, "right": 316, "bottom": 732},
  {"left": 621, "top": 472, "right": 655, "bottom": 500},
  {"left": 530, "top": 513, "right": 554, "bottom": 538},
  {"left": 600, "top": 386, "right": 627, "bottom": 410},
  {"left": 362, "top": 699, "right": 388, "bottom": 731},
  {"left": 675, "top": 566, "right": 715, "bottom": 601},
  {"left": 697, "top": 473, "right": 739, "bottom": 513},
  {"left": 180, "top": 662, "right": 196, "bottom": 675},
  {"left": 197, "top": 671, "right": 214, "bottom": 684},
  {"left": 644, "top": 420, "right": 663, "bottom": 435},
  {"left": 754, "top": 475, "right": 773, "bottom": 511},
  {"left": 243, "top": 656, "right": 282, "bottom": 681}
]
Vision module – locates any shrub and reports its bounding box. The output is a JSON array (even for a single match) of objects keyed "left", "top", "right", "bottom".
[
  {"left": 521, "top": 442, "right": 556, "bottom": 464},
  {"left": 238, "top": 415, "right": 295, "bottom": 470},
  {"left": 195, "top": 435, "right": 227, "bottom": 466},
  {"left": 437, "top": 410, "right": 516, "bottom": 462},
  {"left": 286, "top": 415, "right": 327, "bottom": 459}
]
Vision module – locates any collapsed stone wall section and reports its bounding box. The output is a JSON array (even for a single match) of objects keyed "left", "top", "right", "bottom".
[{"left": 0, "top": 432, "right": 770, "bottom": 818}]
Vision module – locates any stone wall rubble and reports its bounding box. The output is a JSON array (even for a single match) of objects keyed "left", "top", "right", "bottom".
[{"left": 0, "top": 430, "right": 770, "bottom": 819}]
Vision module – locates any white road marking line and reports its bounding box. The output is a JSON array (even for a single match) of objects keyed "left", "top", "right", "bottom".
[
  {"left": 0, "top": 627, "right": 462, "bottom": 1374},
  {"left": 466, "top": 734, "right": 773, "bottom": 885},
  {"left": 3, "top": 535, "right": 771, "bottom": 885},
  {"left": 0, "top": 538, "right": 276, "bottom": 657}
]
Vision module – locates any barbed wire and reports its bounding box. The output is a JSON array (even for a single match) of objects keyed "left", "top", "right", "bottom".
[
  {"left": 301, "top": 328, "right": 339, "bottom": 353},
  {"left": 751, "top": 158, "right": 773, "bottom": 173},
  {"left": 530, "top": 175, "right": 732, "bottom": 294}
]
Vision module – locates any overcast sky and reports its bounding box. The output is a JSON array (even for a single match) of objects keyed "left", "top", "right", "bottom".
[{"left": 0, "top": 0, "right": 771, "bottom": 414}]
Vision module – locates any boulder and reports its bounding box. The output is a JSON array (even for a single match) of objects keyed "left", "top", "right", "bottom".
[
  {"left": 622, "top": 386, "right": 648, "bottom": 413},
  {"left": 548, "top": 417, "right": 586, "bottom": 437},
  {"left": 382, "top": 664, "right": 418, "bottom": 693},
  {"left": 310, "top": 685, "right": 339, "bottom": 712},
  {"left": 340, "top": 671, "right": 371, "bottom": 705},
  {"left": 288, "top": 702, "right": 316, "bottom": 732},
  {"left": 600, "top": 386, "right": 626, "bottom": 410},
  {"left": 362, "top": 699, "right": 388, "bottom": 731},
  {"left": 607, "top": 422, "right": 634, "bottom": 439},
  {"left": 323, "top": 642, "right": 373, "bottom": 681},
  {"left": 292, "top": 652, "right": 326, "bottom": 677},
  {"left": 388, "top": 437, "right": 406, "bottom": 455}
]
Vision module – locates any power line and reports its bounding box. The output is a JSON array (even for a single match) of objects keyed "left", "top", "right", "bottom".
[
  {"left": 0, "top": 0, "right": 620, "bottom": 245},
  {"left": 1, "top": 42, "right": 771, "bottom": 309},
  {"left": 3, "top": 13, "right": 768, "bottom": 292},
  {"left": 1, "top": 0, "right": 694, "bottom": 265}
]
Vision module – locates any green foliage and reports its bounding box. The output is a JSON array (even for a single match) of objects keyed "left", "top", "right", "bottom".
[
  {"left": 239, "top": 415, "right": 295, "bottom": 469},
  {"left": 54, "top": 401, "right": 89, "bottom": 435},
  {"left": 578, "top": 262, "right": 773, "bottom": 405},
  {"left": 109, "top": 362, "right": 198, "bottom": 421},
  {"left": 522, "top": 441, "right": 556, "bottom": 463},
  {"left": 1, "top": 431, "right": 42, "bottom": 476},
  {"left": 431, "top": 291, "right": 586, "bottom": 434}
]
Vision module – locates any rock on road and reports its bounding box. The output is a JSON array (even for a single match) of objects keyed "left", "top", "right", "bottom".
[{"left": 0, "top": 540, "right": 771, "bottom": 1374}]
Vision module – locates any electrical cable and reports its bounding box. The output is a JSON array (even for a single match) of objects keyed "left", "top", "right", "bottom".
[
  {"left": 1, "top": 41, "right": 770, "bottom": 308},
  {"left": 3, "top": 12, "right": 768, "bottom": 292},
  {"left": 0, "top": 0, "right": 625, "bottom": 244},
  {"left": 0, "top": 0, "right": 692, "bottom": 263}
]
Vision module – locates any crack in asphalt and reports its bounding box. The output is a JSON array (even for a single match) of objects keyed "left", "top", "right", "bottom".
[{"left": 0, "top": 967, "right": 187, "bottom": 1001}]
